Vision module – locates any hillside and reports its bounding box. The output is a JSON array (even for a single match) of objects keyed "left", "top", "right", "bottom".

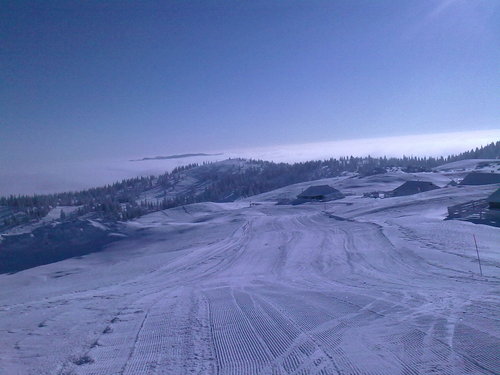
[
  {"left": 0, "top": 157, "right": 498, "bottom": 374},
  {"left": 2, "top": 141, "right": 499, "bottom": 230},
  {"left": 1, "top": 146, "right": 500, "bottom": 272}
]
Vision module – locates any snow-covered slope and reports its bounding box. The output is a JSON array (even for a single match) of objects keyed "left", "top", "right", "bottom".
[
  {"left": 433, "top": 159, "right": 500, "bottom": 184},
  {"left": 434, "top": 158, "right": 499, "bottom": 172},
  {"left": 0, "top": 169, "right": 499, "bottom": 375},
  {"left": 138, "top": 158, "right": 264, "bottom": 205}
]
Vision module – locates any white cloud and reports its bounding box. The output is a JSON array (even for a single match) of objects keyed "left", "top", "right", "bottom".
[{"left": 227, "top": 129, "right": 500, "bottom": 162}]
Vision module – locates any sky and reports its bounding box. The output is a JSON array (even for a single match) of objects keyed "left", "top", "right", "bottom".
[{"left": 1, "top": 0, "right": 499, "bottom": 192}]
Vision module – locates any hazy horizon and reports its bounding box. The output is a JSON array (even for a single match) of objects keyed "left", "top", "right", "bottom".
[{"left": 1, "top": 129, "right": 498, "bottom": 196}]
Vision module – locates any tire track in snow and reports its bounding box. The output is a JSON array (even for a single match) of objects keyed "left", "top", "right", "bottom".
[
  {"left": 206, "top": 286, "right": 341, "bottom": 375},
  {"left": 206, "top": 287, "right": 272, "bottom": 375},
  {"left": 72, "top": 289, "right": 215, "bottom": 375},
  {"left": 255, "top": 290, "right": 381, "bottom": 375},
  {"left": 248, "top": 292, "right": 341, "bottom": 375}
]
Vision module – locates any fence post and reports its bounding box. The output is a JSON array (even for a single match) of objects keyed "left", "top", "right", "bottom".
[{"left": 473, "top": 234, "right": 483, "bottom": 277}]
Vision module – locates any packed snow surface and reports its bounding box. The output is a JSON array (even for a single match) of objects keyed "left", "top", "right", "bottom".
[{"left": 0, "top": 175, "right": 499, "bottom": 374}]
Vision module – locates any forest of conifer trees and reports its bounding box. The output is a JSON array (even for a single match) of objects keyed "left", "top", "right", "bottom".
[{"left": 1, "top": 141, "right": 498, "bottom": 228}]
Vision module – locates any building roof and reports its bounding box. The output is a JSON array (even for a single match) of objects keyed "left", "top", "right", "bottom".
[
  {"left": 460, "top": 172, "right": 500, "bottom": 186},
  {"left": 298, "top": 185, "right": 342, "bottom": 198},
  {"left": 487, "top": 188, "right": 500, "bottom": 203},
  {"left": 392, "top": 181, "right": 439, "bottom": 196}
]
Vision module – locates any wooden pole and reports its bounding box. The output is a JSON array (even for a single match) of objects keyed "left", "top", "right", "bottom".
[{"left": 473, "top": 234, "right": 483, "bottom": 277}]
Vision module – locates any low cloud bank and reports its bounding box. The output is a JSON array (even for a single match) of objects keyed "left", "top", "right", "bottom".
[
  {"left": 1, "top": 129, "right": 498, "bottom": 196},
  {"left": 228, "top": 129, "right": 500, "bottom": 163}
]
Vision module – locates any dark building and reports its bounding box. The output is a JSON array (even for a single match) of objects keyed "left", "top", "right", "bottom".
[
  {"left": 487, "top": 188, "right": 500, "bottom": 210},
  {"left": 297, "top": 185, "right": 344, "bottom": 200},
  {"left": 391, "top": 181, "right": 439, "bottom": 197},
  {"left": 291, "top": 185, "right": 344, "bottom": 204},
  {"left": 460, "top": 172, "right": 500, "bottom": 186}
]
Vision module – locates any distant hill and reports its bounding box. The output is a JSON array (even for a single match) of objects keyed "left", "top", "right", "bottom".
[{"left": 131, "top": 153, "right": 223, "bottom": 161}]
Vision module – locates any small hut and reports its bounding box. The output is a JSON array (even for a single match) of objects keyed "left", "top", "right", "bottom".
[
  {"left": 460, "top": 172, "right": 500, "bottom": 186},
  {"left": 292, "top": 185, "right": 344, "bottom": 205},
  {"left": 298, "top": 185, "right": 344, "bottom": 200},
  {"left": 391, "top": 181, "right": 439, "bottom": 197}
]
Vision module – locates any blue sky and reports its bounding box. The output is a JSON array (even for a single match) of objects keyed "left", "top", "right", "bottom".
[{"left": 1, "top": 0, "right": 499, "bottom": 165}]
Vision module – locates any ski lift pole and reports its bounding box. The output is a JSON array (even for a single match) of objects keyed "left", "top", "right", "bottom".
[{"left": 472, "top": 234, "right": 483, "bottom": 277}]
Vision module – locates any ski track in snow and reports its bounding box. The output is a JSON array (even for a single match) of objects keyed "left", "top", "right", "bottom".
[{"left": 0, "top": 177, "right": 499, "bottom": 375}]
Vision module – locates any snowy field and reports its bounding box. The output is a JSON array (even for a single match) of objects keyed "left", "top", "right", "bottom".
[{"left": 0, "top": 169, "right": 499, "bottom": 374}]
